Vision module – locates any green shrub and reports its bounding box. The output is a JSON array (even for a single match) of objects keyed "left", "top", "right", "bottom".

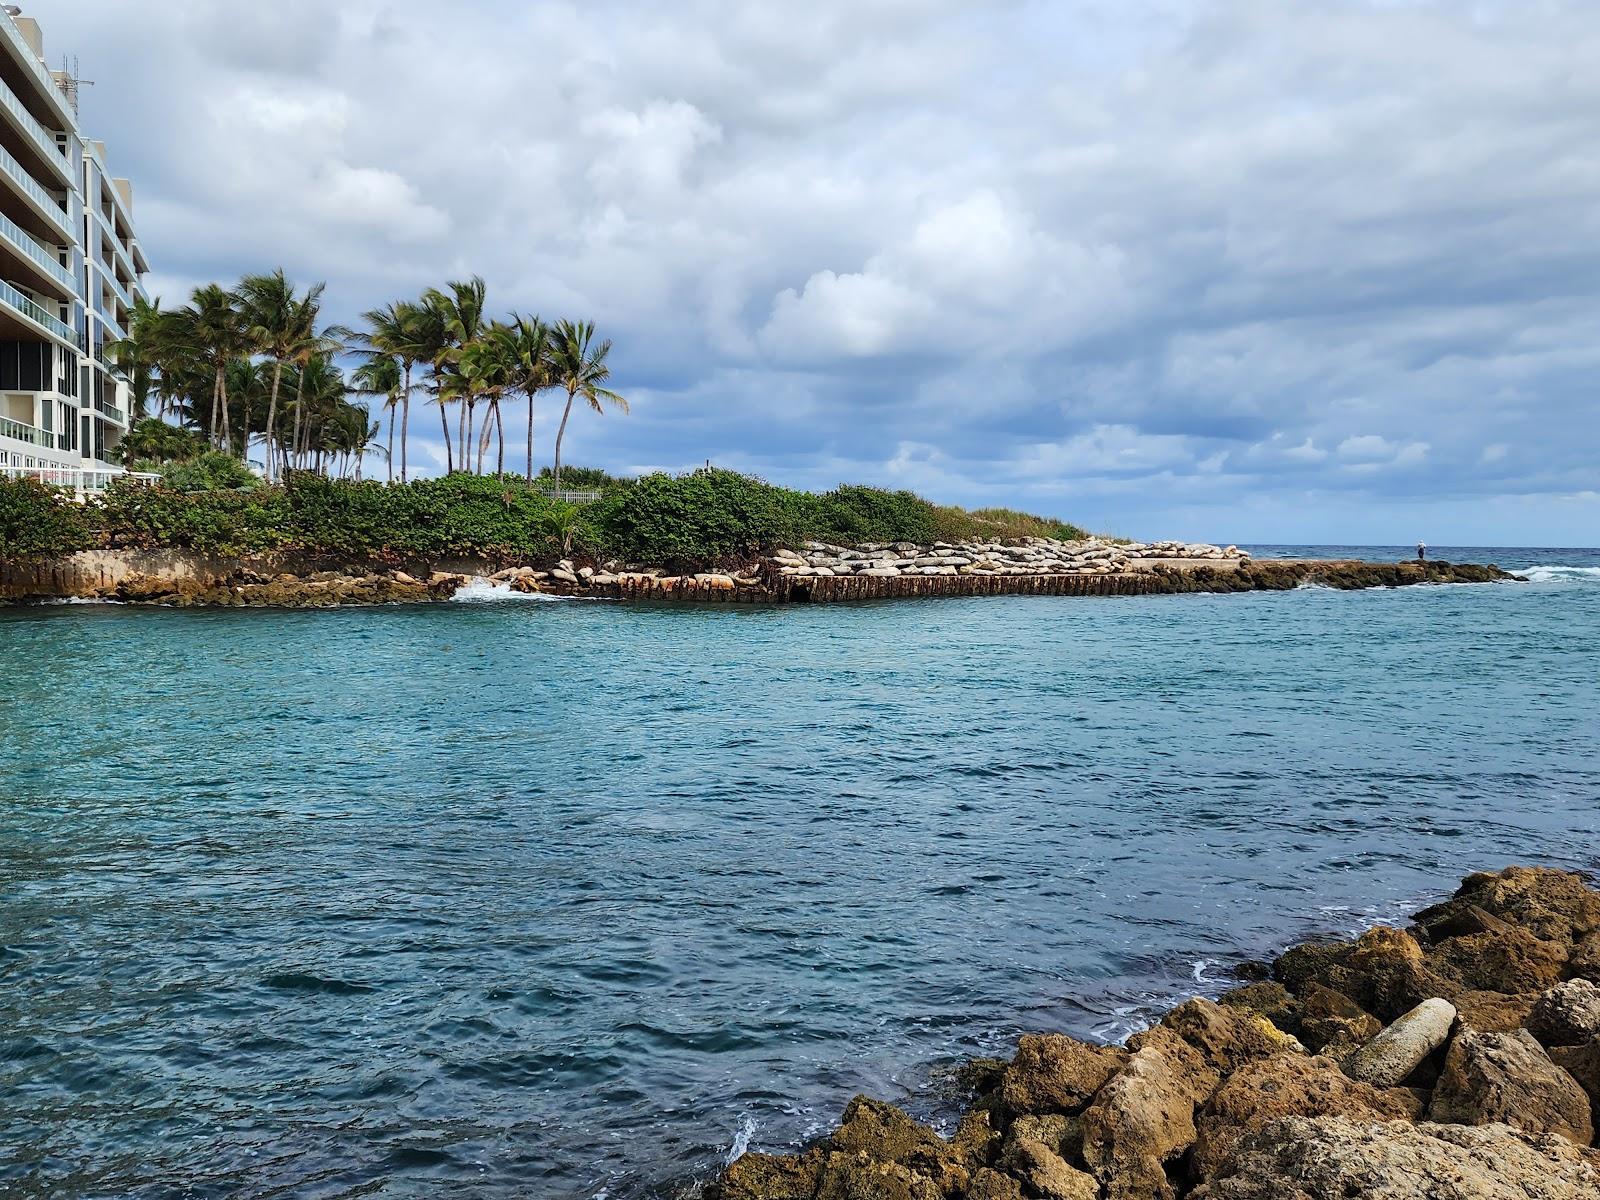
[
  {"left": 158, "top": 451, "right": 260, "bottom": 492},
  {"left": 116, "top": 418, "right": 208, "bottom": 465},
  {"left": 590, "top": 468, "right": 809, "bottom": 565},
  {"left": 812, "top": 485, "right": 941, "bottom": 544},
  {"left": 0, "top": 477, "right": 91, "bottom": 557},
  {"left": 91, "top": 479, "right": 292, "bottom": 555}
]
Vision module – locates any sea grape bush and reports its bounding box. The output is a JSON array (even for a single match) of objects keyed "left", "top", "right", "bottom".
[{"left": 0, "top": 469, "right": 1088, "bottom": 563}]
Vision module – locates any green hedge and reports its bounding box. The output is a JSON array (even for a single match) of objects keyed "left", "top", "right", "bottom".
[{"left": 1, "top": 469, "right": 1089, "bottom": 564}]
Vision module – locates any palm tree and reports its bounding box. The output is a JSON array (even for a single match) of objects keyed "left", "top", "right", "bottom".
[
  {"left": 455, "top": 327, "right": 514, "bottom": 476},
  {"left": 547, "top": 319, "right": 627, "bottom": 489},
  {"left": 178, "top": 284, "right": 251, "bottom": 453},
  {"left": 239, "top": 270, "right": 325, "bottom": 484},
  {"left": 283, "top": 321, "right": 349, "bottom": 476},
  {"left": 420, "top": 277, "right": 487, "bottom": 472},
  {"left": 360, "top": 300, "right": 431, "bottom": 483},
  {"left": 498, "top": 314, "right": 550, "bottom": 482},
  {"left": 352, "top": 355, "right": 403, "bottom": 482},
  {"left": 106, "top": 295, "right": 166, "bottom": 420}
]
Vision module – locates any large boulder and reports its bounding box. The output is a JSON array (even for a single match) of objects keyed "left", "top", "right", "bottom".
[
  {"left": 716, "top": 1149, "right": 825, "bottom": 1200},
  {"left": 1217, "top": 981, "right": 1299, "bottom": 1039},
  {"left": 1192, "top": 1053, "right": 1420, "bottom": 1178},
  {"left": 1152, "top": 998, "right": 1301, "bottom": 1075},
  {"left": 1527, "top": 979, "right": 1600, "bottom": 1048},
  {"left": 996, "top": 1134, "right": 1097, "bottom": 1200},
  {"left": 1296, "top": 982, "right": 1381, "bottom": 1054},
  {"left": 1548, "top": 1038, "right": 1600, "bottom": 1113},
  {"left": 1275, "top": 927, "right": 1455, "bottom": 1022},
  {"left": 1413, "top": 867, "right": 1600, "bottom": 950},
  {"left": 827, "top": 1096, "right": 982, "bottom": 1195},
  {"left": 1191, "top": 1116, "right": 1600, "bottom": 1200},
  {"left": 1341, "top": 998, "right": 1457, "bottom": 1088},
  {"left": 1427, "top": 928, "right": 1567, "bottom": 995},
  {"left": 1001, "top": 1034, "right": 1127, "bottom": 1116},
  {"left": 1452, "top": 989, "right": 1539, "bottom": 1033},
  {"left": 1080, "top": 1027, "right": 1221, "bottom": 1200},
  {"left": 1429, "top": 1029, "right": 1594, "bottom": 1145}
]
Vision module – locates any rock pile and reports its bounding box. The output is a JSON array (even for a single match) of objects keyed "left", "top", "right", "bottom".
[
  {"left": 108, "top": 567, "right": 456, "bottom": 607},
  {"left": 768, "top": 539, "right": 1248, "bottom": 580},
  {"left": 710, "top": 866, "right": 1600, "bottom": 1200}
]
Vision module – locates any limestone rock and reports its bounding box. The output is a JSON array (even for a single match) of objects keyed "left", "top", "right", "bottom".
[
  {"left": 998, "top": 1134, "right": 1097, "bottom": 1200},
  {"left": 1430, "top": 1028, "right": 1593, "bottom": 1145},
  {"left": 1452, "top": 989, "right": 1539, "bottom": 1033},
  {"left": 1527, "top": 979, "right": 1600, "bottom": 1047},
  {"left": 1428, "top": 927, "right": 1567, "bottom": 995},
  {"left": 1001, "top": 1113, "right": 1081, "bottom": 1166},
  {"left": 827, "top": 1095, "right": 975, "bottom": 1192},
  {"left": 1217, "top": 981, "right": 1299, "bottom": 1039},
  {"left": 1154, "top": 998, "right": 1302, "bottom": 1074},
  {"left": 1192, "top": 1116, "right": 1600, "bottom": 1200},
  {"left": 1001, "top": 1034, "right": 1127, "bottom": 1116},
  {"left": 1080, "top": 1029, "right": 1220, "bottom": 1199},
  {"left": 1342, "top": 998, "right": 1457, "bottom": 1088},
  {"left": 1295, "top": 983, "right": 1380, "bottom": 1054},
  {"left": 965, "top": 1167, "right": 1023, "bottom": 1200},
  {"left": 1414, "top": 867, "right": 1600, "bottom": 950},
  {"left": 715, "top": 1148, "right": 824, "bottom": 1200},
  {"left": 1192, "top": 1053, "right": 1420, "bottom": 1178},
  {"left": 1548, "top": 1037, "right": 1600, "bottom": 1113}
]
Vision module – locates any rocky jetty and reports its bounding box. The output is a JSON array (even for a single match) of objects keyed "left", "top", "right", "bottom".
[
  {"left": 1, "top": 541, "right": 1520, "bottom": 606},
  {"left": 708, "top": 866, "right": 1600, "bottom": 1200}
]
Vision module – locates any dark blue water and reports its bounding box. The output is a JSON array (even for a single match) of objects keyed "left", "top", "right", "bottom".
[{"left": 2, "top": 547, "right": 1598, "bottom": 1199}]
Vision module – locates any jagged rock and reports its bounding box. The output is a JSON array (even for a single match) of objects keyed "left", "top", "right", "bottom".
[
  {"left": 997, "top": 1134, "right": 1097, "bottom": 1200},
  {"left": 715, "top": 1148, "right": 824, "bottom": 1200},
  {"left": 1568, "top": 933, "right": 1600, "bottom": 982},
  {"left": 1453, "top": 990, "right": 1539, "bottom": 1033},
  {"left": 1414, "top": 867, "right": 1600, "bottom": 950},
  {"left": 1218, "top": 981, "right": 1300, "bottom": 1038},
  {"left": 1192, "top": 1053, "right": 1421, "bottom": 1178},
  {"left": 1191, "top": 1116, "right": 1600, "bottom": 1200},
  {"left": 1000, "top": 1034, "right": 1127, "bottom": 1115},
  {"left": 827, "top": 1096, "right": 977, "bottom": 1193},
  {"left": 1428, "top": 927, "right": 1567, "bottom": 995},
  {"left": 1430, "top": 1028, "right": 1594, "bottom": 1145},
  {"left": 1154, "top": 998, "right": 1302, "bottom": 1074},
  {"left": 814, "top": 1151, "right": 929, "bottom": 1200},
  {"left": 1001, "top": 1114, "right": 1082, "bottom": 1166},
  {"left": 1080, "top": 1027, "right": 1220, "bottom": 1200},
  {"left": 1342, "top": 998, "right": 1457, "bottom": 1088},
  {"left": 1548, "top": 1038, "right": 1600, "bottom": 1112},
  {"left": 1296, "top": 983, "right": 1380, "bottom": 1054},
  {"left": 1527, "top": 979, "right": 1600, "bottom": 1047},
  {"left": 1276, "top": 927, "right": 1455, "bottom": 1022}
]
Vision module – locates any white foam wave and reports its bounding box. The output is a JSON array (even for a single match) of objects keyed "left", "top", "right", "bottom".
[
  {"left": 726, "top": 1115, "right": 758, "bottom": 1165},
  {"left": 449, "top": 577, "right": 571, "bottom": 603},
  {"left": 1518, "top": 565, "right": 1600, "bottom": 585}
]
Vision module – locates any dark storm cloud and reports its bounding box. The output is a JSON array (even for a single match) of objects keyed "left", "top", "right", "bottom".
[{"left": 26, "top": 0, "right": 1600, "bottom": 541}]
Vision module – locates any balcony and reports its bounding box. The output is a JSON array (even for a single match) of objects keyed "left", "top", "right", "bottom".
[
  {"left": 0, "top": 78, "right": 71, "bottom": 188},
  {"left": 0, "top": 138, "right": 71, "bottom": 241},
  {"left": 0, "top": 277, "right": 84, "bottom": 348},
  {"left": 0, "top": 206, "right": 73, "bottom": 298},
  {"left": 0, "top": 12, "right": 75, "bottom": 130},
  {"left": 0, "top": 412, "right": 43, "bottom": 445},
  {"left": 94, "top": 395, "right": 126, "bottom": 425}
]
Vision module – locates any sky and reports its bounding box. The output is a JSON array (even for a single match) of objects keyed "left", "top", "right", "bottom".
[{"left": 26, "top": 0, "right": 1600, "bottom": 543}]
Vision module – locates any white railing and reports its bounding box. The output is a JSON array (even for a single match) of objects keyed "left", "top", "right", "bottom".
[
  {"left": 0, "top": 139, "right": 71, "bottom": 238},
  {"left": 0, "top": 278, "right": 84, "bottom": 348},
  {"left": 537, "top": 486, "right": 603, "bottom": 503},
  {"left": 1, "top": 464, "right": 159, "bottom": 493},
  {"left": 0, "top": 206, "right": 74, "bottom": 294},
  {"left": 0, "top": 413, "right": 44, "bottom": 445},
  {"left": 0, "top": 77, "right": 70, "bottom": 184},
  {"left": 0, "top": 10, "right": 73, "bottom": 123}
]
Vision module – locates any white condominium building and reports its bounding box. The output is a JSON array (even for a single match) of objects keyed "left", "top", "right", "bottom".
[{"left": 0, "top": 6, "right": 148, "bottom": 489}]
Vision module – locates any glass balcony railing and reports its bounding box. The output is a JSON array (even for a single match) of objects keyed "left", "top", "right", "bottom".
[
  {"left": 0, "top": 141, "right": 71, "bottom": 236},
  {"left": 0, "top": 77, "right": 70, "bottom": 183},
  {"left": 0, "top": 12, "right": 71, "bottom": 118},
  {"left": 98, "top": 306, "right": 127, "bottom": 341},
  {"left": 95, "top": 397, "right": 126, "bottom": 425},
  {"left": 0, "top": 208, "right": 73, "bottom": 293},
  {"left": 0, "top": 278, "right": 85, "bottom": 348},
  {"left": 0, "top": 413, "right": 42, "bottom": 444}
]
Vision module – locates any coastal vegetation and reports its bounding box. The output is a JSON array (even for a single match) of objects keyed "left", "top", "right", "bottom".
[
  {"left": 0, "top": 468, "right": 1089, "bottom": 566},
  {"left": 112, "top": 271, "right": 626, "bottom": 487}
]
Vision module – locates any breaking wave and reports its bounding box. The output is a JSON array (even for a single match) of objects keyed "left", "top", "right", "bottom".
[{"left": 449, "top": 577, "right": 572, "bottom": 603}]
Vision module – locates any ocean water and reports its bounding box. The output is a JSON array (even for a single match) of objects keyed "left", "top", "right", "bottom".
[{"left": 2, "top": 546, "right": 1598, "bottom": 1198}]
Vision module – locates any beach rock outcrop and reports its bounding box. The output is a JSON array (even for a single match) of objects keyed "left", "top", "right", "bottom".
[
  {"left": 1527, "top": 980, "right": 1600, "bottom": 1048},
  {"left": 711, "top": 867, "right": 1600, "bottom": 1200},
  {"left": 1192, "top": 1116, "right": 1600, "bottom": 1200},
  {"left": 1191, "top": 1053, "right": 1421, "bottom": 1177},
  {"left": 1000, "top": 1034, "right": 1126, "bottom": 1116},
  {"left": 1429, "top": 1029, "right": 1594, "bottom": 1145}
]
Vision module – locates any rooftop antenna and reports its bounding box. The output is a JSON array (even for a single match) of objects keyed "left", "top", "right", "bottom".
[{"left": 59, "top": 54, "right": 93, "bottom": 117}]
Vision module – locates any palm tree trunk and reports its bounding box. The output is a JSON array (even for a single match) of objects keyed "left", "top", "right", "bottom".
[
  {"left": 400, "top": 365, "right": 411, "bottom": 483},
  {"left": 458, "top": 400, "right": 470, "bottom": 472},
  {"left": 553, "top": 389, "right": 578, "bottom": 489},
  {"left": 525, "top": 390, "right": 534, "bottom": 482},
  {"left": 437, "top": 397, "right": 453, "bottom": 474},
  {"left": 288, "top": 371, "right": 306, "bottom": 477},
  {"left": 215, "top": 365, "right": 232, "bottom": 454},
  {"left": 495, "top": 399, "right": 506, "bottom": 478},
  {"left": 263, "top": 360, "right": 284, "bottom": 483},
  {"left": 386, "top": 398, "right": 395, "bottom": 483}
]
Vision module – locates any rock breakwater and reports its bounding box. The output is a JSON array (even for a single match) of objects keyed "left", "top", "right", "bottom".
[
  {"left": 0, "top": 539, "right": 1520, "bottom": 606},
  {"left": 709, "top": 866, "right": 1600, "bottom": 1200}
]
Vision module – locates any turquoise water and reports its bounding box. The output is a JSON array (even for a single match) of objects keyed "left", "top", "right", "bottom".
[{"left": 2, "top": 547, "right": 1598, "bottom": 1198}]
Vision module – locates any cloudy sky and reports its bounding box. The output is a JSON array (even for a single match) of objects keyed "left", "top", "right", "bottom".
[{"left": 29, "top": 0, "right": 1600, "bottom": 542}]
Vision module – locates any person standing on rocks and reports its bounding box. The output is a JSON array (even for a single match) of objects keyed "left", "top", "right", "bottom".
[{"left": 1416, "top": 541, "right": 1427, "bottom": 561}]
